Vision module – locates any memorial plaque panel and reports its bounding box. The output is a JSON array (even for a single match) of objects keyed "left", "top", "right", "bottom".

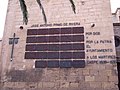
[
  {"left": 26, "top": 44, "right": 36, "bottom": 51},
  {"left": 47, "top": 52, "right": 59, "bottom": 59},
  {"left": 36, "top": 44, "right": 48, "bottom": 51},
  {"left": 48, "top": 44, "right": 59, "bottom": 51},
  {"left": 49, "top": 28, "right": 60, "bottom": 34},
  {"left": 61, "top": 28, "right": 72, "bottom": 34},
  {"left": 49, "top": 36, "right": 59, "bottom": 42},
  {"left": 25, "top": 27, "right": 85, "bottom": 68},
  {"left": 73, "top": 52, "right": 85, "bottom": 59},
  {"left": 27, "top": 29, "right": 37, "bottom": 35},
  {"left": 26, "top": 37, "right": 37, "bottom": 43},
  {"left": 72, "top": 35, "right": 84, "bottom": 42},
  {"left": 36, "top": 52, "right": 47, "bottom": 59},
  {"left": 72, "top": 60, "right": 85, "bottom": 68},
  {"left": 25, "top": 52, "right": 36, "bottom": 59},
  {"left": 47, "top": 60, "right": 59, "bottom": 68},
  {"left": 60, "top": 60, "right": 72, "bottom": 68},
  {"left": 37, "top": 36, "right": 48, "bottom": 43},
  {"left": 60, "top": 44, "right": 72, "bottom": 51},
  {"left": 60, "top": 52, "right": 72, "bottom": 59},
  {"left": 73, "top": 27, "right": 84, "bottom": 34},
  {"left": 35, "top": 61, "right": 47, "bottom": 68},
  {"left": 72, "top": 43, "right": 84, "bottom": 50},
  {"left": 37, "top": 29, "right": 48, "bottom": 35},
  {"left": 61, "top": 35, "right": 72, "bottom": 42}
]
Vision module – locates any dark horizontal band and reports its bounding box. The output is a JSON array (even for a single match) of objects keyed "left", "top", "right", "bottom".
[
  {"left": 26, "top": 43, "right": 84, "bottom": 51},
  {"left": 26, "top": 35, "right": 84, "bottom": 43},
  {"left": 25, "top": 52, "right": 85, "bottom": 59},
  {"left": 27, "top": 27, "right": 84, "bottom": 35},
  {"left": 35, "top": 60, "right": 85, "bottom": 68}
]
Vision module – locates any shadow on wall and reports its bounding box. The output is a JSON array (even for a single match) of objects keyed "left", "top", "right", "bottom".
[{"left": 5, "top": 69, "right": 43, "bottom": 82}]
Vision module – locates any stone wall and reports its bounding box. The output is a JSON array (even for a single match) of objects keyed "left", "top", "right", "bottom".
[
  {"left": 0, "top": 0, "right": 118, "bottom": 90},
  {"left": 114, "top": 23, "right": 120, "bottom": 60},
  {"left": 0, "top": 39, "right": 2, "bottom": 87}
]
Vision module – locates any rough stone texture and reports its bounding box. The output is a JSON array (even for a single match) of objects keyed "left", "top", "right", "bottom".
[{"left": 0, "top": 0, "right": 118, "bottom": 90}]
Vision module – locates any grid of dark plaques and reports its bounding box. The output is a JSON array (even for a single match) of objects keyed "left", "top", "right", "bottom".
[{"left": 25, "top": 27, "right": 85, "bottom": 68}]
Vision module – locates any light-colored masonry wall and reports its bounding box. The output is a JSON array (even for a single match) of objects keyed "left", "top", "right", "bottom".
[
  {"left": 0, "top": 0, "right": 118, "bottom": 90},
  {"left": 0, "top": 40, "right": 2, "bottom": 82}
]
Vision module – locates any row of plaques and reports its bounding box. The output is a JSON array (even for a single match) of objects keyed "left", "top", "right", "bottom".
[
  {"left": 25, "top": 27, "right": 85, "bottom": 60},
  {"left": 35, "top": 60, "right": 85, "bottom": 68},
  {"left": 27, "top": 27, "right": 84, "bottom": 35},
  {"left": 26, "top": 43, "right": 84, "bottom": 51},
  {"left": 25, "top": 52, "right": 85, "bottom": 59},
  {"left": 26, "top": 35, "right": 84, "bottom": 43}
]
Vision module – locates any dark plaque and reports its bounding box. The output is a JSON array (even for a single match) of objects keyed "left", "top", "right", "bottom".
[
  {"left": 72, "top": 60, "right": 85, "bottom": 68},
  {"left": 60, "top": 44, "right": 72, "bottom": 51},
  {"left": 47, "top": 52, "right": 59, "bottom": 59},
  {"left": 36, "top": 52, "right": 47, "bottom": 59},
  {"left": 25, "top": 52, "right": 36, "bottom": 59},
  {"left": 36, "top": 44, "right": 48, "bottom": 51},
  {"left": 72, "top": 35, "right": 84, "bottom": 42},
  {"left": 48, "top": 44, "right": 59, "bottom": 51},
  {"left": 26, "top": 37, "right": 37, "bottom": 43},
  {"left": 73, "top": 27, "right": 84, "bottom": 34},
  {"left": 61, "top": 28, "right": 72, "bottom": 34},
  {"left": 26, "top": 44, "right": 36, "bottom": 51},
  {"left": 49, "top": 36, "right": 59, "bottom": 42},
  {"left": 60, "top": 52, "right": 72, "bottom": 59},
  {"left": 73, "top": 52, "right": 85, "bottom": 59},
  {"left": 37, "top": 29, "right": 48, "bottom": 35},
  {"left": 27, "top": 29, "right": 37, "bottom": 35},
  {"left": 72, "top": 43, "right": 84, "bottom": 50},
  {"left": 37, "top": 36, "right": 48, "bottom": 43},
  {"left": 49, "top": 28, "right": 60, "bottom": 34},
  {"left": 61, "top": 35, "right": 72, "bottom": 42},
  {"left": 60, "top": 60, "right": 72, "bottom": 68},
  {"left": 47, "top": 60, "right": 59, "bottom": 68},
  {"left": 26, "top": 27, "right": 85, "bottom": 68},
  {"left": 35, "top": 61, "right": 47, "bottom": 68}
]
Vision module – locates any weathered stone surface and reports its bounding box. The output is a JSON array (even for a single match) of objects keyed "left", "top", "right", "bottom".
[
  {"left": 6, "top": 69, "right": 43, "bottom": 82},
  {"left": 85, "top": 76, "right": 95, "bottom": 82},
  {"left": 0, "top": 0, "right": 118, "bottom": 90}
]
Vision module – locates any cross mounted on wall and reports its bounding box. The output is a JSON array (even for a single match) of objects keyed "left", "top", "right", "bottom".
[{"left": 9, "top": 33, "right": 19, "bottom": 61}]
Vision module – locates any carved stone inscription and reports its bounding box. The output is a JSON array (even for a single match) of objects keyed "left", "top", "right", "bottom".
[{"left": 86, "top": 32, "right": 116, "bottom": 60}]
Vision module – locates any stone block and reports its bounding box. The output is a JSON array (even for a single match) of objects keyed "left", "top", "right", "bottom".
[
  {"left": 85, "top": 76, "right": 95, "bottom": 82},
  {"left": 59, "top": 81, "right": 69, "bottom": 88},
  {"left": 102, "top": 82, "right": 116, "bottom": 89},
  {"left": 40, "top": 88, "right": 57, "bottom": 90},
  {"left": 58, "top": 88, "right": 68, "bottom": 90},
  {"left": 38, "top": 82, "right": 43, "bottom": 88},
  {"left": 83, "top": 69, "right": 89, "bottom": 75},
  {"left": 4, "top": 82, "right": 15, "bottom": 88},
  {"left": 89, "top": 69, "right": 99, "bottom": 75},
  {"left": 90, "top": 82, "right": 102, "bottom": 88},
  {"left": 68, "top": 87, "right": 80, "bottom": 90},
  {"left": 95, "top": 75, "right": 108, "bottom": 82},
  {"left": 27, "top": 82, "right": 38, "bottom": 89},
  {"left": 109, "top": 76, "right": 118, "bottom": 81},
  {"left": 99, "top": 70, "right": 112, "bottom": 76},
  {"left": 14, "top": 82, "right": 25, "bottom": 88},
  {"left": 43, "top": 82, "right": 54, "bottom": 88},
  {"left": 69, "top": 82, "right": 79, "bottom": 87},
  {"left": 79, "top": 82, "right": 90, "bottom": 88},
  {"left": 68, "top": 76, "right": 81, "bottom": 82}
]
